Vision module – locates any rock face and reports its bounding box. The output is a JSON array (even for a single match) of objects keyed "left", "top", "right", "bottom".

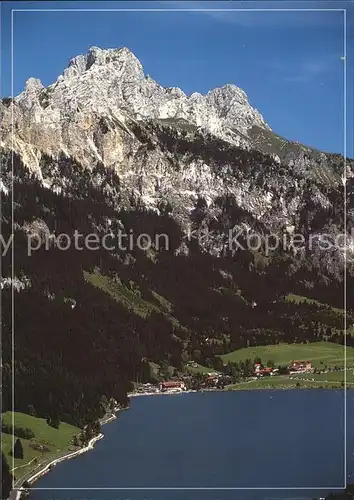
[
  {"left": 1, "top": 45, "right": 352, "bottom": 268},
  {"left": 1, "top": 46, "right": 270, "bottom": 170},
  {"left": 2, "top": 47, "right": 269, "bottom": 163}
]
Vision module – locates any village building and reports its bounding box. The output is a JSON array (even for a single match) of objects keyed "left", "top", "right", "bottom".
[
  {"left": 158, "top": 380, "right": 186, "bottom": 392},
  {"left": 254, "top": 363, "right": 275, "bottom": 377},
  {"left": 255, "top": 367, "right": 274, "bottom": 377},
  {"left": 289, "top": 360, "right": 312, "bottom": 372},
  {"left": 205, "top": 374, "right": 220, "bottom": 386}
]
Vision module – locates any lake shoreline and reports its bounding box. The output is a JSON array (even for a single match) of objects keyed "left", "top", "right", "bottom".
[
  {"left": 11, "top": 434, "right": 104, "bottom": 500},
  {"left": 10, "top": 409, "right": 123, "bottom": 499},
  {"left": 11, "top": 392, "right": 198, "bottom": 498},
  {"left": 23, "top": 389, "right": 349, "bottom": 500},
  {"left": 128, "top": 382, "right": 346, "bottom": 398},
  {"left": 12, "top": 384, "right": 347, "bottom": 499}
]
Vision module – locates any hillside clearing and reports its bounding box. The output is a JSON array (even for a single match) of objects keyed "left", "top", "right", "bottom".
[
  {"left": 220, "top": 342, "right": 353, "bottom": 368},
  {"left": 2, "top": 412, "right": 80, "bottom": 483},
  {"left": 84, "top": 269, "right": 182, "bottom": 329},
  {"left": 227, "top": 375, "right": 351, "bottom": 391}
]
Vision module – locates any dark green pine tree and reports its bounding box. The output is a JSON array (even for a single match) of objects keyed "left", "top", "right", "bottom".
[
  {"left": 84, "top": 424, "right": 93, "bottom": 442},
  {"left": 13, "top": 438, "right": 24, "bottom": 460},
  {"left": 49, "top": 415, "right": 60, "bottom": 429},
  {"left": 72, "top": 435, "right": 80, "bottom": 447},
  {"left": 46, "top": 412, "right": 60, "bottom": 429},
  {"left": 1, "top": 452, "right": 13, "bottom": 499},
  {"left": 92, "top": 420, "right": 101, "bottom": 435}
]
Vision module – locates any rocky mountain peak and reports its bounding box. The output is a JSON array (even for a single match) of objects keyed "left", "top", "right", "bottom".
[
  {"left": 207, "top": 84, "right": 248, "bottom": 105},
  {"left": 1, "top": 45, "right": 351, "bottom": 279},
  {"left": 62, "top": 46, "right": 144, "bottom": 81},
  {"left": 15, "top": 77, "right": 44, "bottom": 110},
  {"left": 3, "top": 45, "right": 272, "bottom": 164},
  {"left": 1, "top": 45, "right": 348, "bottom": 224},
  {"left": 25, "top": 77, "right": 44, "bottom": 92},
  {"left": 206, "top": 83, "right": 269, "bottom": 131}
]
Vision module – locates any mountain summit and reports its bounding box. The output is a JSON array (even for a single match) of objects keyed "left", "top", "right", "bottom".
[
  {"left": 0, "top": 45, "right": 351, "bottom": 251},
  {"left": 54, "top": 46, "right": 270, "bottom": 136},
  {"left": 1, "top": 46, "right": 273, "bottom": 169},
  {"left": 1, "top": 46, "right": 353, "bottom": 435}
]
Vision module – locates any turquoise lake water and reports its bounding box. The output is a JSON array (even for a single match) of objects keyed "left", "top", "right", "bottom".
[{"left": 30, "top": 389, "right": 353, "bottom": 500}]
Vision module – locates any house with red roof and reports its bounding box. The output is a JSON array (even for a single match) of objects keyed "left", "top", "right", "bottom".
[
  {"left": 254, "top": 363, "right": 274, "bottom": 377},
  {"left": 158, "top": 380, "right": 186, "bottom": 392},
  {"left": 289, "top": 360, "right": 312, "bottom": 372},
  {"left": 256, "top": 367, "right": 274, "bottom": 377}
]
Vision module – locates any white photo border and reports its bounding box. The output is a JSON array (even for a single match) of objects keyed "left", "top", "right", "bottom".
[{"left": 9, "top": 5, "right": 348, "bottom": 492}]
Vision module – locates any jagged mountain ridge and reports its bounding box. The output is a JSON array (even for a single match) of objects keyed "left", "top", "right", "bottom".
[
  {"left": 2, "top": 45, "right": 270, "bottom": 163},
  {"left": 2, "top": 46, "right": 354, "bottom": 433},
  {"left": 0, "top": 45, "right": 352, "bottom": 265},
  {"left": 0, "top": 46, "right": 347, "bottom": 173}
]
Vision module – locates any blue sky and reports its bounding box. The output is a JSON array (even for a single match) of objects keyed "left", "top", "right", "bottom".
[{"left": 1, "top": 1, "right": 353, "bottom": 155}]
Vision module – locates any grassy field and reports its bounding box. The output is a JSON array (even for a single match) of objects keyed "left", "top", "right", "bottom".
[
  {"left": 227, "top": 376, "right": 347, "bottom": 391},
  {"left": 84, "top": 270, "right": 184, "bottom": 330},
  {"left": 284, "top": 294, "right": 354, "bottom": 335},
  {"left": 185, "top": 363, "right": 218, "bottom": 375},
  {"left": 84, "top": 270, "right": 162, "bottom": 318},
  {"left": 2, "top": 412, "right": 80, "bottom": 483},
  {"left": 220, "top": 341, "right": 354, "bottom": 368},
  {"left": 284, "top": 293, "right": 343, "bottom": 311},
  {"left": 292, "top": 370, "right": 354, "bottom": 385}
]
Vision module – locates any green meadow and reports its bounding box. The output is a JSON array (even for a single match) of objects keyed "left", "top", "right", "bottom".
[
  {"left": 220, "top": 341, "right": 353, "bottom": 368},
  {"left": 2, "top": 412, "right": 80, "bottom": 484}
]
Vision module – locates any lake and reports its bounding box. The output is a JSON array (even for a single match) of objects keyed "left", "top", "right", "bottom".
[{"left": 30, "top": 389, "right": 353, "bottom": 500}]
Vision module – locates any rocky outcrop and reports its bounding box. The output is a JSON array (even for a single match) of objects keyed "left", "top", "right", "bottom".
[
  {"left": 1, "top": 45, "right": 352, "bottom": 271},
  {"left": 1, "top": 46, "right": 269, "bottom": 170}
]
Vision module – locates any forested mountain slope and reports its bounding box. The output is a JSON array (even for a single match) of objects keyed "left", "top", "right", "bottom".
[{"left": 1, "top": 46, "right": 353, "bottom": 428}]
